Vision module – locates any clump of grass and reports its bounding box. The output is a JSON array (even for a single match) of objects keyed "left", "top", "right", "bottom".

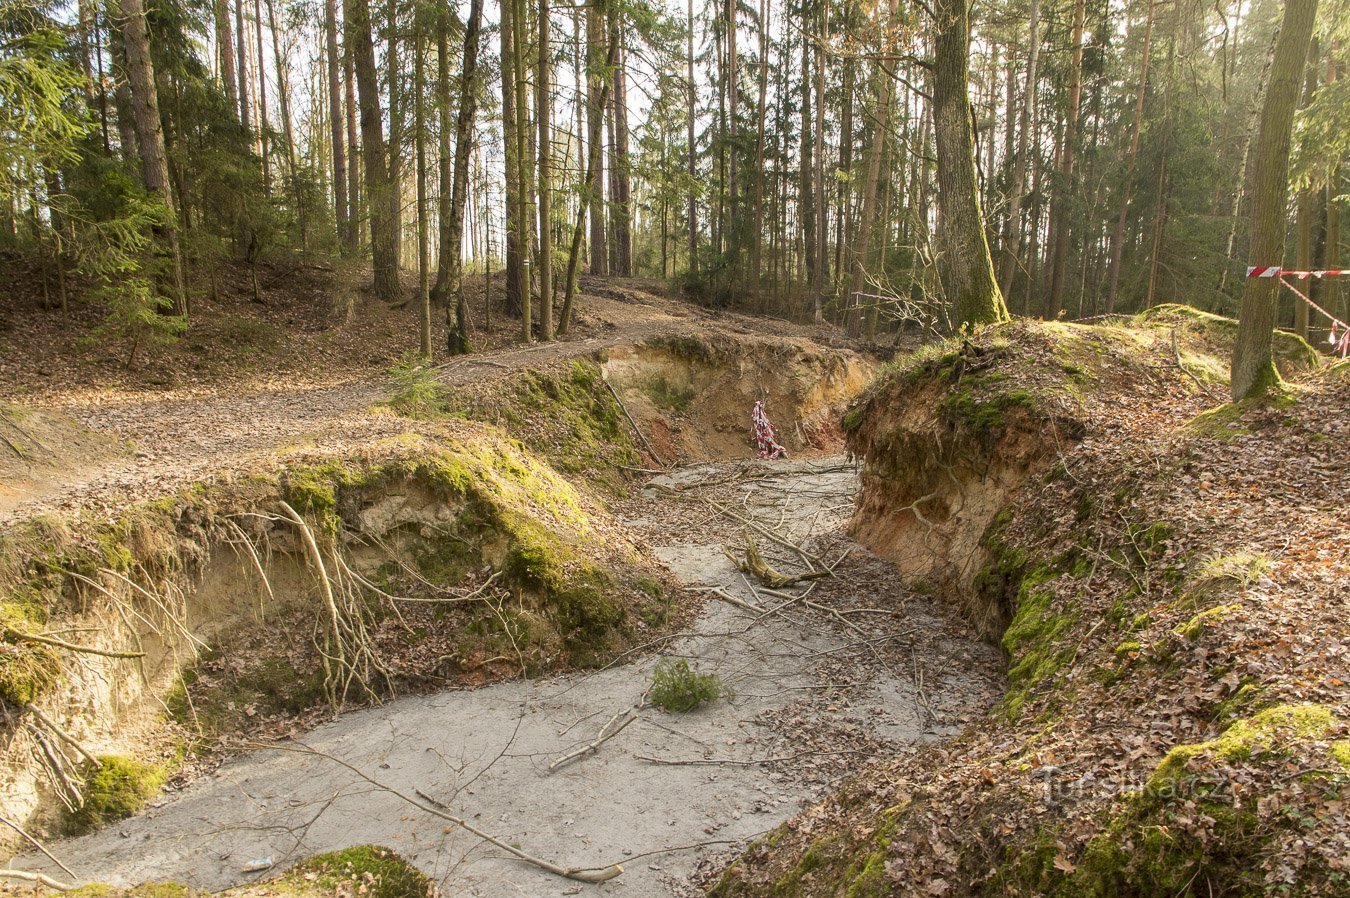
[
  {"left": 384, "top": 357, "right": 448, "bottom": 419},
  {"left": 649, "top": 658, "right": 731, "bottom": 712}
]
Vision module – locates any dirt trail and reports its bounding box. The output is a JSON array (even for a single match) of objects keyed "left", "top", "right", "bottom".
[
  {"left": 15, "top": 458, "right": 1001, "bottom": 896},
  {"left": 0, "top": 284, "right": 837, "bottom": 526}
]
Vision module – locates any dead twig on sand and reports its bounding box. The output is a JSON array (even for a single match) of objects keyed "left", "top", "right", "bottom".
[
  {"left": 0, "top": 813, "right": 76, "bottom": 879},
  {"left": 724, "top": 534, "right": 831, "bottom": 589},
  {"left": 549, "top": 701, "right": 648, "bottom": 772},
  {"left": 0, "top": 869, "right": 74, "bottom": 890},
  {"left": 634, "top": 748, "right": 869, "bottom": 767},
  {"left": 255, "top": 742, "right": 624, "bottom": 884}
]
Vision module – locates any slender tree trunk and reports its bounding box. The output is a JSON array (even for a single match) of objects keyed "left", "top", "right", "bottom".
[
  {"left": 609, "top": 13, "right": 632, "bottom": 277},
  {"left": 114, "top": 0, "right": 187, "bottom": 314},
  {"left": 799, "top": 22, "right": 815, "bottom": 299},
  {"left": 414, "top": 6, "right": 430, "bottom": 355},
  {"left": 537, "top": 0, "right": 554, "bottom": 339},
  {"left": 750, "top": 0, "right": 769, "bottom": 305},
  {"left": 1104, "top": 0, "right": 1155, "bottom": 313},
  {"left": 1231, "top": 0, "right": 1319, "bottom": 399},
  {"left": 432, "top": 14, "right": 454, "bottom": 304},
  {"left": 346, "top": 0, "right": 397, "bottom": 299},
  {"left": 444, "top": 0, "right": 483, "bottom": 355},
  {"left": 235, "top": 0, "right": 251, "bottom": 131},
  {"left": 386, "top": 0, "right": 402, "bottom": 273},
  {"left": 1044, "top": 0, "right": 1085, "bottom": 318},
  {"left": 687, "top": 0, "right": 697, "bottom": 273},
  {"left": 932, "top": 0, "right": 1008, "bottom": 327},
  {"left": 586, "top": 0, "right": 608, "bottom": 275},
  {"left": 268, "top": 0, "right": 303, "bottom": 244},
  {"left": 998, "top": 0, "right": 1039, "bottom": 297},
  {"left": 325, "top": 0, "right": 348, "bottom": 247},
  {"left": 1293, "top": 38, "right": 1320, "bottom": 339},
  {"left": 499, "top": 0, "right": 526, "bottom": 320},
  {"left": 1323, "top": 51, "right": 1341, "bottom": 332},
  {"left": 845, "top": 0, "right": 898, "bottom": 338},
  {"left": 216, "top": 0, "right": 238, "bottom": 113},
  {"left": 253, "top": 0, "right": 271, "bottom": 191},
  {"left": 344, "top": 36, "right": 361, "bottom": 250}
]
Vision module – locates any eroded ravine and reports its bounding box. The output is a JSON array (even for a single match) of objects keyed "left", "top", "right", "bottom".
[{"left": 15, "top": 457, "right": 1001, "bottom": 896}]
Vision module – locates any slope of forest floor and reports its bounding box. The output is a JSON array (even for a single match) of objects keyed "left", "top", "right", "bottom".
[{"left": 708, "top": 309, "right": 1348, "bottom": 897}]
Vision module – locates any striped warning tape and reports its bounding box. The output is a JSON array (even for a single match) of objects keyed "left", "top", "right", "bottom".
[{"left": 1247, "top": 266, "right": 1350, "bottom": 277}]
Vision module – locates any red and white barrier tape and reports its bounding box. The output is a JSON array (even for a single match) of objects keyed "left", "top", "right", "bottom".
[
  {"left": 1247, "top": 266, "right": 1350, "bottom": 278},
  {"left": 1275, "top": 277, "right": 1350, "bottom": 357}
]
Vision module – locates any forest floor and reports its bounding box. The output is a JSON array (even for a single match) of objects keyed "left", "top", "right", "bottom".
[{"left": 0, "top": 261, "right": 842, "bottom": 525}]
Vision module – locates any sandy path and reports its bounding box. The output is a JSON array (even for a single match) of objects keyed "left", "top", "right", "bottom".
[
  {"left": 0, "top": 287, "right": 832, "bottom": 525},
  {"left": 15, "top": 459, "right": 1001, "bottom": 896}
]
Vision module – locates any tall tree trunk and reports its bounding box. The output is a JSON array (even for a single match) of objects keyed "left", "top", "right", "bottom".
[
  {"left": 832, "top": 31, "right": 851, "bottom": 296},
  {"left": 107, "top": 6, "right": 140, "bottom": 167},
  {"left": 799, "top": 21, "right": 815, "bottom": 298},
  {"left": 268, "top": 0, "right": 303, "bottom": 243},
  {"left": 998, "top": 0, "right": 1039, "bottom": 298},
  {"left": 431, "top": 13, "right": 454, "bottom": 304},
  {"left": 560, "top": 39, "right": 618, "bottom": 334},
  {"left": 750, "top": 0, "right": 769, "bottom": 304},
  {"left": 414, "top": 5, "right": 430, "bottom": 356},
  {"left": 115, "top": 0, "right": 187, "bottom": 314},
  {"left": 325, "top": 0, "right": 348, "bottom": 248},
  {"left": 1104, "top": 0, "right": 1155, "bottom": 313},
  {"left": 1293, "top": 38, "right": 1320, "bottom": 339},
  {"left": 1044, "top": 0, "right": 1085, "bottom": 318},
  {"left": 1323, "top": 51, "right": 1341, "bottom": 332},
  {"left": 443, "top": 0, "right": 483, "bottom": 355},
  {"left": 235, "top": 0, "right": 251, "bottom": 131},
  {"left": 537, "top": 0, "right": 554, "bottom": 339},
  {"left": 344, "top": 35, "right": 361, "bottom": 250},
  {"left": 687, "top": 0, "right": 697, "bottom": 273},
  {"left": 932, "top": 0, "right": 1008, "bottom": 328},
  {"left": 725, "top": 0, "right": 738, "bottom": 237},
  {"left": 254, "top": 0, "right": 271, "bottom": 191},
  {"left": 586, "top": 0, "right": 607, "bottom": 275},
  {"left": 346, "top": 0, "right": 397, "bottom": 299},
  {"left": 499, "top": 0, "right": 527, "bottom": 320},
  {"left": 386, "top": 0, "right": 402, "bottom": 273},
  {"left": 216, "top": 0, "right": 238, "bottom": 113},
  {"left": 1231, "top": 0, "right": 1318, "bottom": 399},
  {"left": 845, "top": 0, "right": 898, "bottom": 338},
  {"left": 608, "top": 13, "right": 632, "bottom": 277},
  {"left": 814, "top": 0, "right": 831, "bottom": 304}
]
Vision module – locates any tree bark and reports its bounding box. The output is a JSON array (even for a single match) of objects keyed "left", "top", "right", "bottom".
[
  {"left": 325, "top": 0, "right": 348, "bottom": 248},
  {"left": 344, "top": 34, "right": 362, "bottom": 250},
  {"left": 499, "top": 0, "right": 527, "bottom": 321},
  {"left": 216, "top": 0, "right": 238, "bottom": 113},
  {"left": 1045, "top": 0, "right": 1085, "bottom": 318},
  {"left": 998, "top": 0, "right": 1039, "bottom": 299},
  {"left": 1231, "top": 0, "right": 1318, "bottom": 399},
  {"left": 443, "top": 0, "right": 483, "bottom": 355},
  {"left": 414, "top": 5, "right": 430, "bottom": 356},
  {"left": 1104, "top": 0, "right": 1155, "bottom": 313},
  {"left": 235, "top": 0, "right": 251, "bottom": 132},
  {"left": 586, "top": 0, "right": 608, "bottom": 275},
  {"left": 609, "top": 13, "right": 632, "bottom": 277},
  {"left": 537, "top": 0, "right": 554, "bottom": 339},
  {"left": 687, "top": 0, "right": 697, "bottom": 273},
  {"left": 114, "top": 0, "right": 187, "bottom": 314},
  {"left": 932, "top": 0, "right": 1008, "bottom": 328},
  {"left": 346, "top": 0, "right": 397, "bottom": 299},
  {"left": 253, "top": 0, "right": 271, "bottom": 191},
  {"left": 1293, "top": 38, "right": 1320, "bottom": 339}
]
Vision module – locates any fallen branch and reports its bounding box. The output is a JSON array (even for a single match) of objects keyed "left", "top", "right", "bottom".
[
  {"left": 23, "top": 705, "right": 98, "bottom": 766},
  {"left": 634, "top": 748, "right": 869, "bottom": 767},
  {"left": 549, "top": 702, "right": 647, "bottom": 772},
  {"left": 726, "top": 535, "right": 831, "bottom": 589},
  {"left": 4, "top": 628, "right": 144, "bottom": 659},
  {"left": 603, "top": 378, "right": 667, "bottom": 468},
  {"left": 0, "top": 869, "right": 74, "bottom": 890},
  {"left": 685, "top": 584, "right": 766, "bottom": 615},
  {"left": 0, "top": 813, "right": 76, "bottom": 879},
  {"left": 256, "top": 742, "right": 623, "bottom": 883},
  {"left": 707, "top": 501, "right": 827, "bottom": 570}
]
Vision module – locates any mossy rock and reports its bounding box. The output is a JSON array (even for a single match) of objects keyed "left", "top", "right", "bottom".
[{"left": 68, "top": 755, "right": 167, "bottom": 834}]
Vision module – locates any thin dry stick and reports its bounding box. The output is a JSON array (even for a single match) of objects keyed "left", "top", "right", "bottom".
[
  {"left": 603, "top": 378, "right": 667, "bottom": 467},
  {"left": 0, "top": 813, "right": 76, "bottom": 879},
  {"left": 4, "top": 629, "right": 144, "bottom": 659},
  {"left": 549, "top": 702, "right": 647, "bottom": 772},
  {"left": 707, "top": 501, "right": 827, "bottom": 570},
  {"left": 255, "top": 742, "right": 623, "bottom": 883},
  {"left": 24, "top": 705, "right": 98, "bottom": 766},
  {"left": 685, "top": 584, "right": 766, "bottom": 615},
  {"left": 0, "top": 869, "right": 74, "bottom": 890},
  {"left": 634, "top": 748, "right": 869, "bottom": 767}
]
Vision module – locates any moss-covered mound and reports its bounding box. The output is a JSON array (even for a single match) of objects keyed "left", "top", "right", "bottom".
[{"left": 713, "top": 315, "right": 1346, "bottom": 897}]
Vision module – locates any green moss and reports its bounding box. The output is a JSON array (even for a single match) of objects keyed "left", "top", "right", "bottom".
[
  {"left": 940, "top": 386, "right": 1038, "bottom": 436},
  {"left": 639, "top": 372, "right": 696, "bottom": 411},
  {"left": 284, "top": 845, "right": 434, "bottom": 898},
  {"left": 1137, "top": 304, "right": 1322, "bottom": 377},
  {"left": 0, "top": 641, "right": 60, "bottom": 705},
  {"left": 1151, "top": 705, "right": 1342, "bottom": 786},
  {"left": 69, "top": 755, "right": 167, "bottom": 834},
  {"left": 1172, "top": 603, "right": 1240, "bottom": 641},
  {"left": 841, "top": 405, "right": 865, "bottom": 433},
  {"left": 1001, "top": 569, "right": 1078, "bottom": 722},
  {"left": 1113, "top": 640, "right": 1142, "bottom": 658}
]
